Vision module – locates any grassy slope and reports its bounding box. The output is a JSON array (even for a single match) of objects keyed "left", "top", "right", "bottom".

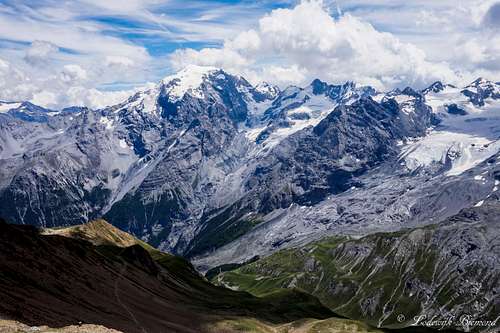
[
  {"left": 42, "top": 219, "right": 158, "bottom": 250},
  {"left": 36, "top": 219, "right": 405, "bottom": 333},
  {"left": 203, "top": 317, "right": 387, "bottom": 333},
  {"left": 42, "top": 219, "right": 334, "bottom": 322},
  {"left": 34, "top": 219, "right": 472, "bottom": 333},
  {"left": 213, "top": 220, "right": 493, "bottom": 332},
  {"left": 2, "top": 219, "right": 344, "bottom": 332}
]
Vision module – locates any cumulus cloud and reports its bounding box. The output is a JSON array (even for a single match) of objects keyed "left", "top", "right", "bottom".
[
  {"left": 0, "top": 47, "right": 154, "bottom": 108},
  {"left": 105, "top": 56, "right": 136, "bottom": 68},
  {"left": 0, "top": 0, "right": 154, "bottom": 105},
  {"left": 24, "top": 40, "right": 59, "bottom": 65},
  {"left": 445, "top": 1, "right": 500, "bottom": 78},
  {"left": 169, "top": 0, "right": 457, "bottom": 89},
  {"left": 0, "top": 58, "right": 34, "bottom": 102},
  {"left": 262, "top": 65, "right": 307, "bottom": 85},
  {"left": 61, "top": 64, "right": 88, "bottom": 82},
  {"left": 1, "top": 0, "right": 499, "bottom": 110},
  {"left": 170, "top": 48, "right": 250, "bottom": 73},
  {"left": 483, "top": 2, "right": 500, "bottom": 28},
  {"left": 0, "top": 56, "right": 137, "bottom": 109},
  {"left": 59, "top": 86, "right": 134, "bottom": 109},
  {"left": 455, "top": 34, "right": 500, "bottom": 73}
]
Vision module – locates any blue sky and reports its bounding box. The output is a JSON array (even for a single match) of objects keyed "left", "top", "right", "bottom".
[
  {"left": 80, "top": 1, "right": 289, "bottom": 56},
  {"left": 0, "top": 0, "right": 498, "bottom": 108}
]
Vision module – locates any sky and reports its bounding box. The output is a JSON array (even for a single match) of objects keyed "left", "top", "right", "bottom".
[{"left": 0, "top": 0, "right": 499, "bottom": 109}]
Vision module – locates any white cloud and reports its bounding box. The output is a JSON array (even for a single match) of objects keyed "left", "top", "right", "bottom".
[
  {"left": 0, "top": 58, "right": 32, "bottom": 102},
  {"left": 62, "top": 86, "right": 134, "bottom": 109},
  {"left": 61, "top": 64, "right": 88, "bottom": 83},
  {"left": 105, "top": 56, "right": 136, "bottom": 68},
  {"left": 483, "top": 2, "right": 500, "bottom": 28},
  {"left": 0, "top": 13, "right": 150, "bottom": 64},
  {"left": 170, "top": 48, "right": 250, "bottom": 73},
  {"left": 31, "top": 91, "right": 58, "bottom": 108},
  {"left": 78, "top": 0, "right": 164, "bottom": 13},
  {"left": 455, "top": 33, "right": 500, "bottom": 72},
  {"left": 169, "top": 0, "right": 458, "bottom": 89},
  {"left": 0, "top": 56, "right": 137, "bottom": 109},
  {"left": 227, "top": 29, "right": 261, "bottom": 51},
  {"left": 262, "top": 65, "right": 307, "bottom": 85},
  {"left": 24, "top": 40, "right": 59, "bottom": 65},
  {"left": 0, "top": 0, "right": 498, "bottom": 110},
  {"left": 331, "top": 0, "right": 500, "bottom": 81}
]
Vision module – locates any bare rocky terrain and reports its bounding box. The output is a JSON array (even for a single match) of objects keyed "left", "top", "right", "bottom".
[{"left": 0, "top": 320, "right": 122, "bottom": 333}]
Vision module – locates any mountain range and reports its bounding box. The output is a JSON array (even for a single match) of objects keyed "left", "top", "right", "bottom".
[
  {"left": 0, "top": 66, "right": 499, "bottom": 332},
  {"left": 1, "top": 67, "right": 499, "bottom": 263}
]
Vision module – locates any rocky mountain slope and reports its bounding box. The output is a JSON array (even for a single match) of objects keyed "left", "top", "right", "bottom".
[
  {"left": 0, "top": 66, "right": 499, "bottom": 268},
  {"left": 193, "top": 78, "right": 500, "bottom": 269},
  {"left": 0, "top": 320, "right": 122, "bottom": 333},
  {"left": 214, "top": 196, "right": 500, "bottom": 332}
]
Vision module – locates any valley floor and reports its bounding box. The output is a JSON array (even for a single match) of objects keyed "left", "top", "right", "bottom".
[{"left": 204, "top": 317, "right": 385, "bottom": 333}]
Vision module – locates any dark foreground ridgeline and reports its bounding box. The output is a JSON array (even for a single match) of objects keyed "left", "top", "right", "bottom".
[{"left": 0, "top": 218, "right": 333, "bottom": 333}]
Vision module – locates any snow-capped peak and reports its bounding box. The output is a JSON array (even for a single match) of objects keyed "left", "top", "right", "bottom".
[
  {"left": 254, "top": 82, "right": 279, "bottom": 99},
  {"left": 460, "top": 77, "right": 499, "bottom": 106},
  {"left": 0, "top": 101, "right": 21, "bottom": 113},
  {"left": 161, "top": 65, "right": 219, "bottom": 101},
  {"left": 467, "top": 77, "right": 489, "bottom": 87},
  {"left": 422, "top": 81, "right": 446, "bottom": 94},
  {"left": 462, "top": 77, "right": 499, "bottom": 93},
  {"left": 399, "top": 76, "right": 500, "bottom": 176}
]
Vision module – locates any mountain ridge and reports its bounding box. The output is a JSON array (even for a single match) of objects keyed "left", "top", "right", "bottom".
[
  {"left": 0, "top": 68, "right": 499, "bottom": 267},
  {"left": 213, "top": 197, "right": 500, "bottom": 332},
  {"left": 1, "top": 217, "right": 462, "bottom": 333},
  {"left": 0, "top": 217, "right": 339, "bottom": 333}
]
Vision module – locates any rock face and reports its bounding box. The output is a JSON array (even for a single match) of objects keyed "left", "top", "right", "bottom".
[
  {"left": 193, "top": 79, "right": 500, "bottom": 269},
  {"left": 0, "top": 320, "right": 123, "bottom": 333},
  {"left": 185, "top": 96, "right": 436, "bottom": 257},
  {"left": 0, "top": 68, "right": 499, "bottom": 266},
  {"left": 215, "top": 197, "right": 500, "bottom": 332},
  {"left": 460, "top": 78, "right": 500, "bottom": 106}
]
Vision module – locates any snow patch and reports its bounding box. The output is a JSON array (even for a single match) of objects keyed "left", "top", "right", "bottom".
[
  {"left": 118, "top": 139, "right": 128, "bottom": 149},
  {"left": 400, "top": 90, "right": 500, "bottom": 175},
  {"left": 246, "top": 92, "right": 336, "bottom": 154},
  {"left": 0, "top": 102, "right": 21, "bottom": 113},
  {"left": 162, "top": 65, "right": 217, "bottom": 101},
  {"left": 99, "top": 116, "right": 114, "bottom": 130}
]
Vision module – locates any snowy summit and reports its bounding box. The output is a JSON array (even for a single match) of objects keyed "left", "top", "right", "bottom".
[{"left": 161, "top": 65, "right": 219, "bottom": 102}]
